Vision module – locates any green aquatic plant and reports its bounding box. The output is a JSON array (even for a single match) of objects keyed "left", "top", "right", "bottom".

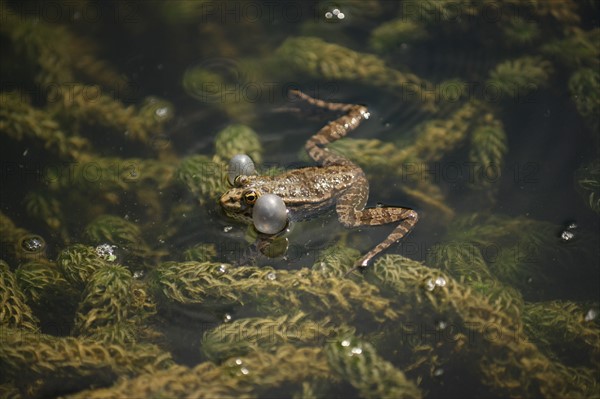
[
  {"left": 541, "top": 28, "right": 600, "bottom": 70},
  {"left": 437, "top": 214, "right": 599, "bottom": 297},
  {"left": 468, "top": 117, "right": 507, "bottom": 189},
  {"left": 57, "top": 244, "right": 112, "bottom": 289},
  {"left": 183, "top": 242, "right": 217, "bottom": 262},
  {"left": 369, "top": 19, "right": 428, "bottom": 53},
  {"left": 15, "top": 261, "right": 79, "bottom": 331},
  {"left": 214, "top": 124, "right": 263, "bottom": 165},
  {"left": 0, "top": 3, "right": 126, "bottom": 89},
  {"left": 182, "top": 65, "right": 258, "bottom": 123},
  {"left": 178, "top": 154, "right": 228, "bottom": 205},
  {"left": 569, "top": 67, "right": 600, "bottom": 134},
  {"left": 201, "top": 312, "right": 352, "bottom": 363},
  {"left": 501, "top": 16, "right": 541, "bottom": 46},
  {"left": 151, "top": 261, "right": 398, "bottom": 323},
  {"left": 426, "top": 242, "right": 524, "bottom": 321},
  {"left": 523, "top": 300, "right": 600, "bottom": 368},
  {"left": 178, "top": 123, "right": 264, "bottom": 205},
  {"left": 575, "top": 159, "right": 600, "bottom": 214},
  {"left": 23, "top": 191, "right": 65, "bottom": 236},
  {"left": 65, "top": 344, "right": 330, "bottom": 399},
  {"left": 326, "top": 335, "right": 422, "bottom": 399},
  {"left": 275, "top": 36, "right": 437, "bottom": 111},
  {"left": 72, "top": 264, "right": 135, "bottom": 342},
  {"left": 83, "top": 215, "right": 154, "bottom": 263},
  {"left": 0, "top": 328, "right": 173, "bottom": 398},
  {"left": 0, "top": 91, "right": 90, "bottom": 161},
  {"left": 487, "top": 56, "right": 553, "bottom": 99},
  {"left": 50, "top": 84, "right": 174, "bottom": 148},
  {"left": 311, "top": 243, "right": 361, "bottom": 277},
  {"left": 0, "top": 260, "right": 39, "bottom": 331},
  {"left": 369, "top": 255, "right": 597, "bottom": 398}
]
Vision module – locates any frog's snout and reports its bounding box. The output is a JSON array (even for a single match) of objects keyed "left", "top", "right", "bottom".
[{"left": 219, "top": 193, "right": 240, "bottom": 211}]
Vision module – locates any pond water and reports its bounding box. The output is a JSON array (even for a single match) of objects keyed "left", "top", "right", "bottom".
[{"left": 1, "top": 1, "right": 599, "bottom": 398}]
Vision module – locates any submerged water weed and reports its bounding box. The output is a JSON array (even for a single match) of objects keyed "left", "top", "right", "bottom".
[
  {"left": 487, "top": 56, "right": 553, "bottom": 99},
  {"left": 523, "top": 300, "right": 600, "bottom": 368},
  {"left": 178, "top": 123, "right": 264, "bottom": 205},
  {"left": 50, "top": 84, "right": 174, "bottom": 150},
  {"left": 72, "top": 264, "right": 134, "bottom": 341},
  {"left": 0, "top": 91, "right": 90, "bottom": 161},
  {"left": 569, "top": 68, "right": 600, "bottom": 134},
  {"left": 326, "top": 335, "right": 422, "bottom": 399},
  {"left": 438, "top": 214, "right": 600, "bottom": 297},
  {"left": 201, "top": 312, "right": 353, "bottom": 363},
  {"left": 65, "top": 344, "right": 329, "bottom": 399},
  {"left": 369, "top": 19, "right": 428, "bottom": 53},
  {"left": 0, "top": 261, "right": 39, "bottom": 331},
  {"left": 151, "top": 261, "right": 397, "bottom": 322},
  {"left": 275, "top": 36, "right": 437, "bottom": 111},
  {"left": 214, "top": 124, "right": 263, "bottom": 165},
  {"left": 83, "top": 215, "right": 153, "bottom": 263},
  {"left": 426, "top": 242, "right": 524, "bottom": 321},
  {"left": 0, "top": 3, "right": 125, "bottom": 89},
  {"left": 15, "top": 261, "right": 79, "bottom": 331},
  {"left": 57, "top": 244, "right": 113, "bottom": 289},
  {"left": 575, "top": 159, "right": 600, "bottom": 214},
  {"left": 369, "top": 255, "right": 597, "bottom": 398},
  {"left": 0, "top": 328, "right": 173, "bottom": 398}
]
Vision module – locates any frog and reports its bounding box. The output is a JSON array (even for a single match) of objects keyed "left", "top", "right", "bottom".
[{"left": 219, "top": 90, "right": 418, "bottom": 273}]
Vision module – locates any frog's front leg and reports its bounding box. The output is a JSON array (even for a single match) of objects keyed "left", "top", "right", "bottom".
[{"left": 336, "top": 179, "right": 419, "bottom": 274}]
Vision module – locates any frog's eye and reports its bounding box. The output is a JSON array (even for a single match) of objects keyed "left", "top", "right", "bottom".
[
  {"left": 228, "top": 154, "right": 257, "bottom": 186},
  {"left": 234, "top": 175, "right": 248, "bottom": 187},
  {"left": 243, "top": 190, "right": 258, "bottom": 205}
]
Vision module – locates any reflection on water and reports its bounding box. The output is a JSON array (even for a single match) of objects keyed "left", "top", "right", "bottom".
[{"left": 1, "top": 1, "right": 599, "bottom": 398}]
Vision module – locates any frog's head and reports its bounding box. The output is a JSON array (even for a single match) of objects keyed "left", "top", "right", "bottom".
[{"left": 219, "top": 175, "right": 261, "bottom": 224}]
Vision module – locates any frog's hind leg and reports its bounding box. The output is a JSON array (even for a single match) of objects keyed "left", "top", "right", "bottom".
[
  {"left": 290, "top": 90, "right": 370, "bottom": 166},
  {"left": 335, "top": 181, "right": 418, "bottom": 274}
]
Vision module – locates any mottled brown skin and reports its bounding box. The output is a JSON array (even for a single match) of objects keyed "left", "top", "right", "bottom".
[{"left": 220, "top": 90, "right": 418, "bottom": 272}]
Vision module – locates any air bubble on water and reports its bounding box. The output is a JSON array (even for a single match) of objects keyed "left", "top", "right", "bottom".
[
  {"left": 235, "top": 358, "right": 243, "bottom": 365},
  {"left": 224, "top": 226, "right": 233, "bottom": 233},
  {"left": 433, "top": 368, "right": 444, "bottom": 377},
  {"left": 435, "top": 277, "right": 447, "bottom": 287},
  {"left": 155, "top": 106, "right": 171, "bottom": 120},
  {"left": 437, "top": 320, "right": 448, "bottom": 330},
  {"left": 341, "top": 340, "right": 350, "bottom": 347},
  {"left": 223, "top": 313, "right": 232, "bottom": 323},
  {"left": 424, "top": 278, "right": 436, "bottom": 291},
  {"left": 566, "top": 222, "right": 578, "bottom": 230},
  {"left": 95, "top": 243, "right": 117, "bottom": 262},
  {"left": 584, "top": 308, "right": 598, "bottom": 322},
  {"left": 217, "top": 264, "right": 228, "bottom": 275},
  {"left": 560, "top": 230, "right": 575, "bottom": 242},
  {"left": 350, "top": 347, "right": 363, "bottom": 355},
  {"left": 133, "top": 270, "right": 145, "bottom": 279},
  {"left": 21, "top": 235, "right": 46, "bottom": 253},
  {"left": 266, "top": 272, "right": 277, "bottom": 281}
]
